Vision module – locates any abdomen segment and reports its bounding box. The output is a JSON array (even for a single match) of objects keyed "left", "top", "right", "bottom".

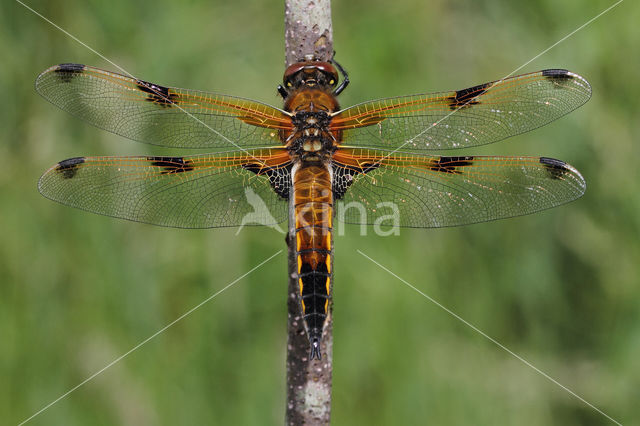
[{"left": 292, "top": 164, "right": 333, "bottom": 359}]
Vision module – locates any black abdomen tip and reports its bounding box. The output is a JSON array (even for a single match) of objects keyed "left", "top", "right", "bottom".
[{"left": 309, "top": 337, "right": 322, "bottom": 360}]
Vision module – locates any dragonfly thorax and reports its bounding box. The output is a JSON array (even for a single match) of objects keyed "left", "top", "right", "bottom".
[{"left": 287, "top": 111, "right": 335, "bottom": 162}]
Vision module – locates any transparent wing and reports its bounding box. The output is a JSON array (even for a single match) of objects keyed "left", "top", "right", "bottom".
[
  {"left": 331, "top": 69, "right": 591, "bottom": 151},
  {"left": 38, "top": 148, "right": 292, "bottom": 228},
  {"left": 332, "top": 148, "right": 585, "bottom": 227},
  {"left": 35, "top": 64, "right": 292, "bottom": 149}
]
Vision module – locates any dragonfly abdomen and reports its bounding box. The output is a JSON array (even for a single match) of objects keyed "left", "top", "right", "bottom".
[{"left": 292, "top": 164, "right": 333, "bottom": 359}]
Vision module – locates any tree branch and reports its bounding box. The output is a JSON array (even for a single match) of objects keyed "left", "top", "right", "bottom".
[
  {"left": 284, "top": 1, "right": 334, "bottom": 424},
  {"left": 284, "top": 0, "right": 333, "bottom": 66}
]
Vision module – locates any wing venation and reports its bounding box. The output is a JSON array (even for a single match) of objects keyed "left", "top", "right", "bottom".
[
  {"left": 36, "top": 64, "right": 292, "bottom": 149},
  {"left": 39, "top": 149, "right": 292, "bottom": 228},
  {"left": 332, "top": 148, "right": 585, "bottom": 227},
  {"left": 332, "top": 70, "right": 591, "bottom": 151}
]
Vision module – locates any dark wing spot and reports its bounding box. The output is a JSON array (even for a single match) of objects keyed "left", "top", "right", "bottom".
[
  {"left": 540, "top": 157, "right": 568, "bottom": 180},
  {"left": 242, "top": 162, "right": 293, "bottom": 199},
  {"left": 148, "top": 156, "right": 194, "bottom": 174},
  {"left": 136, "top": 79, "right": 179, "bottom": 107},
  {"left": 360, "top": 162, "right": 379, "bottom": 173},
  {"left": 542, "top": 69, "right": 573, "bottom": 80},
  {"left": 332, "top": 161, "right": 380, "bottom": 199},
  {"left": 430, "top": 156, "right": 474, "bottom": 175},
  {"left": 56, "top": 157, "right": 85, "bottom": 179},
  {"left": 55, "top": 63, "right": 86, "bottom": 83},
  {"left": 448, "top": 82, "right": 491, "bottom": 110}
]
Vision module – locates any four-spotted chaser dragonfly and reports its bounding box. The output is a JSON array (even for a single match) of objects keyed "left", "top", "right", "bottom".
[{"left": 36, "top": 59, "right": 590, "bottom": 359}]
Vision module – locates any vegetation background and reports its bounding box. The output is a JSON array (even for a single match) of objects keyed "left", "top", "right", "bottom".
[{"left": 1, "top": 0, "right": 638, "bottom": 424}]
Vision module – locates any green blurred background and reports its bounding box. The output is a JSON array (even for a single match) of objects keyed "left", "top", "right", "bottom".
[{"left": 1, "top": 0, "right": 638, "bottom": 424}]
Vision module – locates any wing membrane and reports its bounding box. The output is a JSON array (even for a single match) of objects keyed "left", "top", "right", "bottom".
[
  {"left": 332, "top": 148, "right": 585, "bottom": 227},
  {"left": 332, "top": 69, "right": 591, "bottom": 151},
  {"left": 36, "top": 64, "right": 292, "bottom": 149},
  {"left": 38, "top": 148, "right": 292, "bottom": 228}
]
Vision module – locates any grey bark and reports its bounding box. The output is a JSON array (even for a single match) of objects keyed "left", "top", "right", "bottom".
[{"left": 284, "top": 0, "right": 333, "bottom": 66}]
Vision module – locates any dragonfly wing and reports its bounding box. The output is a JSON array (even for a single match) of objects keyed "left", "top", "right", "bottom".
[
  {"left": 332, "top": 149, "right": 585, "bottom": 227},
  {"left": 39, "top": 148, "right": 292, "bottom": 228},
  {"left": 332, "top": 69, "right": 591, "bottom": 151},
  {"left": 36, "top": 64, "right": 292, "bottom": 149}
]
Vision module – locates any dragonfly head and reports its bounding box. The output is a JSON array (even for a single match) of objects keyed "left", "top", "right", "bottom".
[{"left": 283, "top": 60, "right": 339, "bottom": 93}]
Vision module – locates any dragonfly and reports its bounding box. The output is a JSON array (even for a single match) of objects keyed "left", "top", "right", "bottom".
[{"left": 36, "top": 58, "right": 591, "bottom": 360}]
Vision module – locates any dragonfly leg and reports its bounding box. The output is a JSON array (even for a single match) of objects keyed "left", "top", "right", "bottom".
[{"left": 331, "top": 54, "right": 349, "bottom": 96}]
